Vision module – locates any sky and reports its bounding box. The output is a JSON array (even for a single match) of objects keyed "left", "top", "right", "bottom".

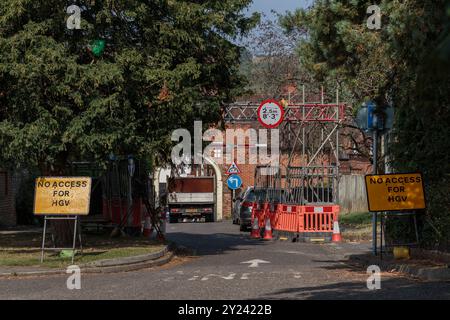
[
  {"left": 246, "top": 0, "right": 312, "bottom": 18},
  {"left": 238, "top": 0, "right": 312, "bottom": 50}
]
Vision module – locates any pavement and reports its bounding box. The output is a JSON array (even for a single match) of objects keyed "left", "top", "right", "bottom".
[{"left": 1, "top": 221, "right": 450, "bottom": 299}]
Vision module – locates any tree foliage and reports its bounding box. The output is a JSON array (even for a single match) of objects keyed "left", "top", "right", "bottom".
[
  {"left": 281, "top": 0, "right": 450, "bottom": 248},
  {"left": 239, "top": 16, "right": 307, "bottom": 98},
  {"left": 0, "top": 0, "right": 259, "bottom": 173}
]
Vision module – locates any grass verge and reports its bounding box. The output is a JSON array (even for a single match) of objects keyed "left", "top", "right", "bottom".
[
  {"left": 340, "top": 212, "right": 373, "bottom": 242},
  {"left": 0, "top": 231, "right": 165, "bottom": 269}
]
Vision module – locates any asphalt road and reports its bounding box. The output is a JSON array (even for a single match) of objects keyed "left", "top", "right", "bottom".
[{"left": 1, "top": 221, "right": 450, "bottom": 300}]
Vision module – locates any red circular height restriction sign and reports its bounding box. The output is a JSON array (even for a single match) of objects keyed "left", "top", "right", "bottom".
[{"left": 257, "top": 99, "right": 285, "bottom": 129}]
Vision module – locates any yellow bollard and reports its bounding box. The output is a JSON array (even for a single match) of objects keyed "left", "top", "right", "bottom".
[{"left": 393, "top": 246, "right": 410, "bottom": 260}]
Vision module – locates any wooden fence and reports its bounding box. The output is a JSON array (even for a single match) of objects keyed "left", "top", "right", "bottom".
[{"left": 338, "top": 175, "right": 368, "bottom": 214}]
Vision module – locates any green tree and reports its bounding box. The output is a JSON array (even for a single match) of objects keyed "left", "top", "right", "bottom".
[
  {"left": 0, "top": 0, "right": 258, "bottom": 244},
  {"left": 281, "top": 0, "right": 450, "bottom": 248}
]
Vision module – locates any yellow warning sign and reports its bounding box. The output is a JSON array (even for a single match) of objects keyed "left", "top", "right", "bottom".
[
  {"left": 365, "top": 173, "right": 426, "bottom": 212},
  {"left": 33, "top": 177, "right": 92, "bottom": 215}
]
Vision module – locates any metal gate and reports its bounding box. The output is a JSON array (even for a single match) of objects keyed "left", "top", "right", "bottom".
[
  {"left": 285, "top": 166, "right": 338, "bottom": 205},
  {"left": 254, "top": 165, "right": 283, "bottom": 205}
]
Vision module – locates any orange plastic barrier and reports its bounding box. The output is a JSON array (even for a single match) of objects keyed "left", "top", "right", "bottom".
[
  {"left": 272, "top": 205, "right": 300, "bottom": 233},
  {"left": 301, "top": 205, "right": 339, "bottom": 232},
  {"left": 272, "top": 204, "right": 340, "bottom": 233},
  {"left": 267, "top": 204, "right": 280, "bottom": 227}
]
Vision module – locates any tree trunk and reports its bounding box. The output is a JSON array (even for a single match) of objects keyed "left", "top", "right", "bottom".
[
  {"left": 53, "top": 219, "right": 76, "bottom": 247},
  {"left": 41, "top": 156, "right": 75, "bottom": 247}
]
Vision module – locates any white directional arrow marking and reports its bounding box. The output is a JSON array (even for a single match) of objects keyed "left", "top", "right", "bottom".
[
  {"left": 241, "top": 259, "right": 270, "bottom": 268},
  {"left": 229, "top": 176, "right": 239, "bottom": 188}
]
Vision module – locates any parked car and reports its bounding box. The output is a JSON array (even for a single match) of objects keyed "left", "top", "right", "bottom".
[
  {"left": 235, "top": 188, "right": 286, "bottom": 231},
  {"left": 236, "top": 188, "right": 257, "bottom": 231},
  {"left": 232, "top": 186, "right": 253, "bottom": 226}
]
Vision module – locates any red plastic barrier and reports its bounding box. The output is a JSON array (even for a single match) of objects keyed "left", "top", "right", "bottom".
[{"left": 102, "top": 197, "right": 142, "bottom": 227}]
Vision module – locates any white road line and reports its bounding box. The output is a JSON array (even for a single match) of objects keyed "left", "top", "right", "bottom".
[
  {"left": 241, "top": 273, "right": 250, "bottom": 280},
  {"left": 201, "top": 273, "right": 236, "bottom": 281},
  {"left": 241, "top": 259, "right": 271, "bottom": 268}
]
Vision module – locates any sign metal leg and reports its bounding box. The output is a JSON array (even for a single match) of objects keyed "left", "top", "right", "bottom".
[
  {"left": 380, "top": 213, "right": 383, "bottom": 260},
  {"left": 40, "top": 217, "right": 47, "bottom": 263},
  {"left": 413, "top": 213, "right": 419, "bottom": 244},
  {"left": 78, "top": 217, "right": 83, "bottom": 255},
  {"left": 40, "top": 216, "right": 83, "bottom": 264},
  {"left": 372, "top": 212, "right": 377, "bottom": 256},
  {"left": 72, "top": 216, "right": 78, "bottom": 264}
]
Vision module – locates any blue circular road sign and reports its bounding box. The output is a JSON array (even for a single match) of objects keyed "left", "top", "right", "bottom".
[{"left": 227, "top": 175, "right": 242, "bottom": 190}]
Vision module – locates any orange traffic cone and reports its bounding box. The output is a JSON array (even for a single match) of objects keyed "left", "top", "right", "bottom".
[
  {"left": 250, "top": 216, "right": 260, "bottom": 239},
  {"left": 143, "top": 216, "right": 153, "bottom": 238},
  {"left": 332, "top": 220, "right": 342, "bottom": 242},
  {"left": 263, "top": 217, "right": 273, "bottom": 240}
]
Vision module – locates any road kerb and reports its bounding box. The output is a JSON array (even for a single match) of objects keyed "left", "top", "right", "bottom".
[{"left": 0, "top": 245, "right": 173, "bottom": 278}]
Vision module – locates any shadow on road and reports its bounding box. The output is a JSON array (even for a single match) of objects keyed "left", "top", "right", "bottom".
[
  {"left": 261, "top": 277, "right": 450, "bottom": 299},
  {"left": 167, "top": 231, "right": 266, "bottom": 256},
  {"left": 260, "top": 254, "right": 450, "bottom": 300}
]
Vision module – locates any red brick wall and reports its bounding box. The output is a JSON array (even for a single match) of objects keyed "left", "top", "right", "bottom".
[
  {"left": 340, "top": 155, "right": 373, "bottom": 175},
  {"left": 220, "top": 122, "right": 306, "bottom": 218}
]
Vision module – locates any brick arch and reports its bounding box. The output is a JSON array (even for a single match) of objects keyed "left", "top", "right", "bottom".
[
  {"left": 202, "top": 155, "right": 223, "bottom": 221},
  {"left": 153, "top": 154, "right": 223, "bottom": 221}
]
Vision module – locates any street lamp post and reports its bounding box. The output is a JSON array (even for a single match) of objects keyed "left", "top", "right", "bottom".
[{"left": 357, "top": 101, "right": 394, "bottom": 256}]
